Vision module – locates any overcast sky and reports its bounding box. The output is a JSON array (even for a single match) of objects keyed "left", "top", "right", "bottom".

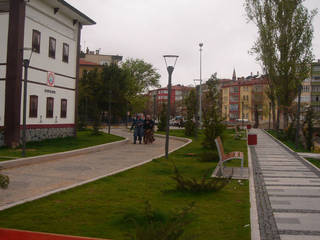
[{"left": 66, "top": 0, "right": 320, "bottom": 87}]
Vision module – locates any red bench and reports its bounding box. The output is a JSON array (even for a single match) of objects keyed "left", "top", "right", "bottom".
[{"left": 213, "top": 136, "right": 244, "bottom": 177}]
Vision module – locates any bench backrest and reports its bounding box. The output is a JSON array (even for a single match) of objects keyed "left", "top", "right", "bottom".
[{"left": 215, "top": 136, "right": 224, "bottom": 161}]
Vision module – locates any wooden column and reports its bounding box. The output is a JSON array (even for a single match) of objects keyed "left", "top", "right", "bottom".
[{"left": 4, "top": 0, "right": 26, "bottom": 147}]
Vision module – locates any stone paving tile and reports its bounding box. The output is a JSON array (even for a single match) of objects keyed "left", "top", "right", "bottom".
[
  {"left": 0, "top": 128, "right": 187, "bottom": 208},
  {"left": 261, "top": 166, "right": 310, "bottom": 171},
  {"left": 274, "top": 212, "right": 320, "bottom": 232},
  {"left": 281, "top": 236, "right": 320, "bottom": 240},
  {"left": 266, "top": 186, "right": 320, "bottom": 196},
  {"left": 259, "top": 162, "right": 305, "bottom": 166},
  {"left": 270, "top": 196, "right": 320, "bottom": 210},
  {"left": 262, "top": 171, "right": 317, "bottom": 178},
  {"left": 264, "top": 178, "right": 320, "bottom": 186}
]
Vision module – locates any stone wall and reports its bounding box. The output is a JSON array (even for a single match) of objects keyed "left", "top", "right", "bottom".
[
  {"left": 25, "top": 127, "right": 74, "bottom": 143},
  {"left": 0, "top": 127, "right": 74, "bottom": 147},
  {"left": 0, "top": 132, "right": 4, "bottom": 147}
]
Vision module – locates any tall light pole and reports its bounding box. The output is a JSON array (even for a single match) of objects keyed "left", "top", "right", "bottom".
[
  {"left": 199, "top": 43, "right": 203, "bottom": 128},
  {"left": 22, "top": 48, "right": 33, "bottom": 157},
  {"left": 163, "top": 55, "right": 179, "bottom": 159}
]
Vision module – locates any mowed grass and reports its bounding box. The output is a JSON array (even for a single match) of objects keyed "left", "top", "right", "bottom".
[
  {"left": 307, "top": 158, "right": 320, "bottom": 169},
  {"left": 0, "top": 130, "right": 123, "bottom": 161},
  {"left": 0, "top": 129, "right": 250, "bottom": 240}
]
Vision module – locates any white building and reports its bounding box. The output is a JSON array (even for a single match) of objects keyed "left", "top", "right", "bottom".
[{"left": 0, "top": 0, "right": 95, "bottom": 147}]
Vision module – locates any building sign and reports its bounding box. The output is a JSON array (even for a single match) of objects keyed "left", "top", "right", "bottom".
[
  {"left": 47, "top": 72, "right": 55, "bottom": 87},
  {"left": 44, "top": 89, "right": 56, "bottom": 94}
]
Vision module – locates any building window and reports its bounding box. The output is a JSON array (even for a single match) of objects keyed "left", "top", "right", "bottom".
[
  {"left": 49, "top": 37, "right": 56, "bottom": 59},
  {"left": 29, "top": 95, "right": 38, "bottom": 118},
  {"left": 62, "top": 43, "right": 69, "bottom": 63},
  {"left": 46, "top": 97, "right": 54, "bottom": 118},
  {"left": 32, "top": 30, "right": 41, "bottom": 53},
  {"left": 60, "top": 99, "right": 67, "bottom": 118}
]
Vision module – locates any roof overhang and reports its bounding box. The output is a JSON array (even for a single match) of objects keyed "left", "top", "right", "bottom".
[
  {"left": 55, "top": 0, "right": 95, "bottom": 25},
  {"left": 0, "top": 0, "right": 95, "bottom": 25},
  {"left": 0, "top": 0, "right": 9, "bottom": 12}
]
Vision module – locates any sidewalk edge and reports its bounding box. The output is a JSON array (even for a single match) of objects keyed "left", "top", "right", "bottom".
[
  {"left": 248, "top": 144, "right": 261, "bottom": 240},
  {"left": 0, "top": 138, "right": 129, "bottom": 170}
]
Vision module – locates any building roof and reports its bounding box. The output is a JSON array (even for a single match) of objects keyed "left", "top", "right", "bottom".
[
  {"left": 79, "top": 59, "right": 100, "bottom": 66},
  {"left": 222, "top": 77, "right": 268, "bottom": 88}
]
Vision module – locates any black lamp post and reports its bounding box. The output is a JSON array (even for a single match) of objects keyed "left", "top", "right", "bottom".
[
  {"left": 22, "top": 48, "right": 33, "bottom": 157},
  {"left": 163, "top": 55, "right": 178, "bottom": 159}
]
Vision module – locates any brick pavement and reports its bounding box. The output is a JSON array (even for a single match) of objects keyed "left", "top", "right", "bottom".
[
  {"left": 250, "top": 129, "right": 320, "bottom": 240},
  {"left": 0, "top": 128, "right": 189, "bottom": 211}
]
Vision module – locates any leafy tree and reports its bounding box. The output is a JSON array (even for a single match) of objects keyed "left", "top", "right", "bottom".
[
  {"left": 78, "top": 64, "right": 131, "bottom": 132},
  {"left": 202, "top": 74, "right": 225, "bottom": 150},
  {"left": 78, "top": 69, "right": 103, "bottom": 133},
  {"left": 122, "top": 58, "right": 161, "bottom": 94},
  {"left": 184, "top": 89, "right": 197, "bottom": 137},
  {"left": 245, "top": 0, "right": 317, "bottom": 129}
]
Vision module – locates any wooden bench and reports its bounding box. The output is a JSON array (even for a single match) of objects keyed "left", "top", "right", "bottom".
[{"left": 213, "top": 136, "right": 244, "bottom": 177}]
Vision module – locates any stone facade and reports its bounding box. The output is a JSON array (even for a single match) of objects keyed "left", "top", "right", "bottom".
[
  {"left": 0, "top": 128, "right": 75, "bottom": 147},
  {"left": 24, "top": 127, "right": 74, "bottom": 143},
  {"left": 0, "top": 132, "right": 4, "bottom": 147}
]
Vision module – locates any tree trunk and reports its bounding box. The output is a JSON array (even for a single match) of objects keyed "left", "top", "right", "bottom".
[
  {"left": 283, "top": 106, "right": 289, "bottom": 130},
  {"left": 276, "top": 97, "right": 280, "bottom": 131},
  {"left": 272, "top": 101, "right": 276, "bottom": 129}
]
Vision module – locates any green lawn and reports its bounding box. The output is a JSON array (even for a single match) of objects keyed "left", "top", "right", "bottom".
[
  {"left": 0, "top": 129, "right": 250, "bottom": 240},
  {"left": 0, "top": 130, "right": 123, "bottom": 161},
  {"left": 306, "top": 158, "right": 320, "bottom": 169}
]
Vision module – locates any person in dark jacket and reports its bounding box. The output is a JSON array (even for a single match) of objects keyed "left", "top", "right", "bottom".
[
  {"left": 130, "top": 114, "right": 144, "bottom": 144},
  {"left": 143, "top": 115, "right": 155, "bottom": 144}
]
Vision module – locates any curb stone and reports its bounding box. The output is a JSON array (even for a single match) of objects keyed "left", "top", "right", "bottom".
[{"left": 0, "top": 138, "right": 129, "bottom": 170}]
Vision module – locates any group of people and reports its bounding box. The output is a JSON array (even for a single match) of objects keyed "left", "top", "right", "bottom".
[{"left": 130, "top": 114, "right": 155, "bottom": 144}]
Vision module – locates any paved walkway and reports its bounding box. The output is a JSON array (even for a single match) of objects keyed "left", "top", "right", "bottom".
[
  {"left": 0, "top": 128, "right": 188, "bottom": 210},
  {"left": 250, "top": 129, "right": 320, "bottom": 240}
]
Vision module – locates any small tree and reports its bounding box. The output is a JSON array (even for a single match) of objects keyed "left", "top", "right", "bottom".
[
  {"left": 304, "top": 106, "right": 314, "bottom": 151},
  {"left": 0, "top": 167, "right": 9, "bottom": 189},
  {"left": 184, "top": 89, "right": 197, "bottom": 137},
  {"left": 202, "top": 74, "right": 225, "bottom": 150},
  {"left": 157, "top": 103, "right": 167, "bottom": 132}
]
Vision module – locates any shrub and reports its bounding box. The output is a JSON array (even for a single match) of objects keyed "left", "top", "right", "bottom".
[
  {"left": 198, "top": 150, "right": 219, "bottom": 162},
  {"left": 127, "top": 201, "right": 195, "bottom": 240},
  {"left": 0, "top": 168, "right": 9, "bottom": 189},
  {"left": 184, "top": 89, "right": 197, "bottom": 137},
  {"left": 172, "top": 168, "right": 230, "bottom": 193}
]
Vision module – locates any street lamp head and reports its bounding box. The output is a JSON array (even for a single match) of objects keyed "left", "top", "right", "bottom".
[
  {"left": 22, "top": 47, "right": 34, "bottom": 64},
  {"left": 163, "top": 55, "right": 179, "bottom": 74},
  {"left": 199, "top": 43, "right": 203, "bottom": 48}
]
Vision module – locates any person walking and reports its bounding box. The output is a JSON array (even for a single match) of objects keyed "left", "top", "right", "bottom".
[
  {"left": 143, "top": 115, "right": 155, "bottom": 144},
  {"left": 130, "top": 114, "right": 144, "bottom": 144}
]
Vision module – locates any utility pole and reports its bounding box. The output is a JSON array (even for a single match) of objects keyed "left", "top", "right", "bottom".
[{"left": 199, "top": 43, "right": 203, "bottom": 128}]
